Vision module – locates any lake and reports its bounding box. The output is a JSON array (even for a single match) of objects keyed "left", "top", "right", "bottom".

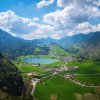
[{"left": 23, "top": 57, "right": 58, "bottom": 64}]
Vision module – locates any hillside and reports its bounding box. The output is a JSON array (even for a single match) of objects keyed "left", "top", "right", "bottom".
[
  {"left": 34, "top": 75, "right": 94, "bottom": 100},
  {"left": 49, "top": 43, "right": 70, "bottom": 57},
  {"left": 84, "top": 32, "right": 100, "bottom": 45},
  {"left": 0, "top": 29, "right": 36, "bottom": 58},
  {"left": 0, "top": 29, "right": 100, "bottom": 61},
  {"left": 65, "top": 32, "right": 100, "bottom": 61},
  {"left": 0, "top": 29, "right": 49, "bottom": 58},
  {"left": 79, "top": 32, "right": 100, "bottom": 61},
  {"left": 0, "top": 53, "right": 24, "bottom": 96}
]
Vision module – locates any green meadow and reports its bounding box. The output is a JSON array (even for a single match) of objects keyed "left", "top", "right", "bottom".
[
  {"left": 67, "top": 61, "right": 100, "bottom": 74},
  {"left": 34, "top": 75, "right": 94, "bottom": 100},
  {"left": 74, "top": 74, "right": 100, "bottom": 85},
  {"left": 13, "top": 55, "right": 100, "bottom": 100},
  {"left": 66, "top": 61, "right": 100, "bottom": 86}
]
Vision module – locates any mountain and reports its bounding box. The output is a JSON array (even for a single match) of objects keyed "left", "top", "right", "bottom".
[
  {"left": 49, "top": 43, "right": 70, "bottom": 57},
  {"left": 84, "top": 31, "right": 100, "bottom": 45},
  {"left": 68, "top": 32, "right": 100, "bottom": 61},
  {"left": 0, "top": 29, "right": 100, "bottom": 59},
  {"left": 32, "top": 32, "right": 100, "bottom": 48},
  {"left": 83, "top": 32, "right": 100, "bottom": 61},
  {"left": 57, "top": 32, "right": 100, "bottom": 47},
  {"left": 0, "top": 53, "right": 24, "bottom": 96},
  {"left": 32, "top": 37, "right": 58, "bottom": 45},
  {"left": 0, "top": 29, "right": 49, "bottom": 58},
  {"left": 0, "top": 29, "right": 35, "bottom": 58}
]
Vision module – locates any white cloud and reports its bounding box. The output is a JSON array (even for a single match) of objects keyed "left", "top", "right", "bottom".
[
  {"left": 57, "top": 0, "right": 100, "bottom": 8},
  {"left": 44, "top": 0, "right": 100, "bottom": 25},
  {"left": 32, "top": 17, "right": 39, "bottom": 21},
  {"left": 0, "top": 10, "right": 39, "bottom": 38},
  {"left": 43, "top": 0, "right": 100, "bottom": 36},
  {"left": 69, "top": 22, "right": 100, "bottom": 35},
  {"left": 0, "top": 0, "right": 100, "bottom": 40},
  {"left": 43, "top": 4, "right": 89, "bottom": 25},
  {"left": 73, "top": 22, "right": 93, "bottom": 34},
  {"left": 93, "top": 24, "right": 100, "bottom": 32},
  {"left": 0, "top": 10, "right": 63, "bottom": 39},
  {"left": 37, "top": 0, "right": 54, "bottom": 8}
]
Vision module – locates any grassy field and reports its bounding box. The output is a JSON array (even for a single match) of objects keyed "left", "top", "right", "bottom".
[
  {"left": 13, "top": 57, "right": 100, "bottom": 100},
  {"left": 67, "top": 61, "right": 100, "bottom": 74},
  {"left": 34, "top": 75, "right": 94, "bottom": 100},
  {"left": 14, "top": 55, "right": 100, "bottom": 100},
  {"left": 66, "top": 61, "right": 100, "bottom": 86},
  {"left": 13, "top": 61, "right": 41, "bottom": 72},
  {"left": 74, "top": 74, "right": 100, "bottom": 85},
  {"left": 13, "top": 60, "right": 64, "bottom": 75},
  {"left": 41, "top": 61, "right": 64, "bottom": 67},
  {"left": 49, "top": 44, "right": 70, "bottom": 56}
]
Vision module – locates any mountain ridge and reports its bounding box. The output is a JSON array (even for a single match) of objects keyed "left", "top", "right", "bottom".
[{"left": 0, "top": 29, "right": 100, "bottom": 58}]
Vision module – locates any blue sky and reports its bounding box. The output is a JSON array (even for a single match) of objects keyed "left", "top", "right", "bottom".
[
  {"left": 0, "top": 0, "right": 57, "bottom": 18},
  {"left": 0, "top": 0, "right": 100, "bottom": 39}
]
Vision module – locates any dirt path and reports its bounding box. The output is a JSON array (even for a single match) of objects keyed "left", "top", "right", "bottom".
[
  {"left": 70, "top": 79, "right": 95, "bottom": 87},
  {"left": 31, "top": 78, "right": 40, "bottom": 95}
]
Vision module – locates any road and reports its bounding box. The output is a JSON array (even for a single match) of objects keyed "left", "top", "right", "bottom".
[{"left": 31, "top": 78, "right": 40, "bottom": 95}]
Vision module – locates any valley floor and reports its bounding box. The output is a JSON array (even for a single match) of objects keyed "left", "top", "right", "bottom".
[{"left": 13, "top": 55, "right": 100, "bottom": 100}]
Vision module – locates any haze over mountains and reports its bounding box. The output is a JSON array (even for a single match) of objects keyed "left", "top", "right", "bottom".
[
  {"left": 0, "top": 29, "right": 100, "bottom": 60},
  {"left": 0, "top": 29, "right": 49, "bottom": 58},
  {"left": 1, "top": 29, "right": 100, "bottom": 45}
]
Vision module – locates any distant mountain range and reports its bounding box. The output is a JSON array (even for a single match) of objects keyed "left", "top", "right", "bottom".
[
  {"left": 31, "top": 31, "right": 100, "bottom": 47},
  {"left": 0, "top": 29, "right": 49, "bottom": 58},
  {"left": 0, "top": 29, "right": 100, "bottom": 58}
]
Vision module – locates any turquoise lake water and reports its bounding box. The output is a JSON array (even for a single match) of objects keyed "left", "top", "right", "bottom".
[{"left": 24, "top": 57, "right": 57, "bottom": 64}]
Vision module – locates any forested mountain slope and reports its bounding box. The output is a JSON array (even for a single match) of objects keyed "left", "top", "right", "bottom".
[{"left": 0, "top": 53, "right": 24, "bottom": 96}]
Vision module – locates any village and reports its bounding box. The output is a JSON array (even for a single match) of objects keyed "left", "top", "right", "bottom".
[
  {"left": 26, "top": 65, "right": 79, "bottom": 95},
  {"left": 43, "top": 65, "right": 78, "bottom": 73}
]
